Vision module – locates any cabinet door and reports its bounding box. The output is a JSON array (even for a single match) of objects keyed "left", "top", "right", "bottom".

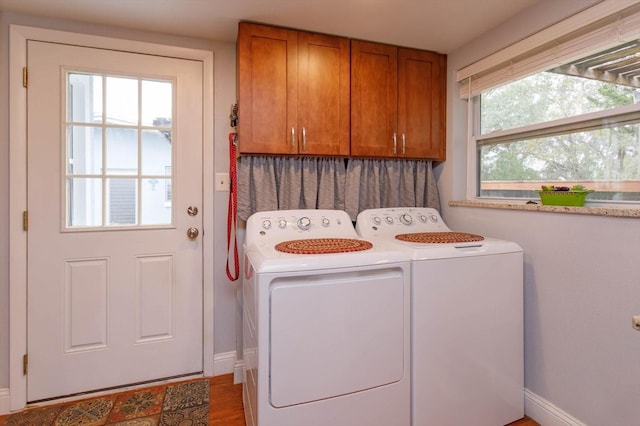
[
  {"left": 350, "top": 40, "right": 398, "bottom": 158},
  {"left": 238, "top": 23, "right": 298, "bottom": 154},
  {"left": 298, "top": 32, "right": 350, "bottom": 156},
  {"left": 398, "top": 48, "right": 447, "bottom": 160}
]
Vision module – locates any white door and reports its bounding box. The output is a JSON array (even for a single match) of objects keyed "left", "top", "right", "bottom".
[{"left": 26, "top": 40, "right": 204, "bottom": 401}]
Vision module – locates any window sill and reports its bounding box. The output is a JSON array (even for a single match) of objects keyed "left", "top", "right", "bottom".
[{"left": 449, "top": 200, "right": 640, "bottom": 219}]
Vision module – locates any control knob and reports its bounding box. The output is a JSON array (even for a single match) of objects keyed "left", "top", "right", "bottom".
[
  {"left": 400, "top": 213, "right": 412, "bottom": 225},
  {"left": 373, "top": 217, "right": 382, "bottom": 225},
  {"left": 262, "top": 220, "right": 272, "bottom": 229},
  {"left": 321, "top": 218, "right": 330, "bottom": 227},
  {"left": 297, "top": 217, "right": 312, "bottom": 230},
  {"left": 278, "top": 219, "right": 287, "bottom": 228},
  {"left": 385, "top": 217, "right": 394, "bottom": 224},
  {"left": 418, "top": 214, "right": 428, "bottom": 223},
  {"left": 429, "top": 214, "right": 438, "bottom": 223}
]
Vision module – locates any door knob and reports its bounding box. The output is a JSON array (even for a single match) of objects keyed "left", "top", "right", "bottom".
[
  {"left": 187, "top": 206, "right": 199, "bottom": 216},
  {"left": 187, "top": 227, "right": 199, "bottom": 239}
]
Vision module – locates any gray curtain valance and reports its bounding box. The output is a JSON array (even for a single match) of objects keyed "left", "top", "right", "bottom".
[{"left": 237, "top": 156, "right": 440, "bottom": 221}]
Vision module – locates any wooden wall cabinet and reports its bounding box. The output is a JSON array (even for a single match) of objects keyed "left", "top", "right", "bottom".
[
  {"left": 237, "top": 22, "right": 350, "bottom": 156},
  {"left": 351, "top": 40, "right": 446, "bottom": 160}
]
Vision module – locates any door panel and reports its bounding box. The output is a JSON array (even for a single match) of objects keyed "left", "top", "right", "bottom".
[
  {"left": 350, "top": 40, "right": 398, "bottom": 157},
  {"left": 237, "top": 23, "right": 298, "bottom": 154},
  {"left": 27, "top": 41, "right": 203, "bottom": 401},
  {"left": 298, "top": 32, "right": 350, "bottom": 156},
  {"left": 398, "top": 48, "right": 446, "bottom": 159}
]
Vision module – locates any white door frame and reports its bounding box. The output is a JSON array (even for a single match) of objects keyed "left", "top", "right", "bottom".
[{"left": 9, "top": 24, "right": 215, "bottom": 411}]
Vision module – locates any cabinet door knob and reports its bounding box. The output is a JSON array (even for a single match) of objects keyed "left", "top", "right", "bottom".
[
  {"left": 402, "top": 133, "right": 406, "bottom": 155},
  {"left": 392, "top": 133, "right": 397, "bottom": 155},
  {"left": 291, "top": 127, "right": 296, "bottom": 150}
]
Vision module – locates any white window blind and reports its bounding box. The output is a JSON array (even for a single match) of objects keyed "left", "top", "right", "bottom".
[{"left": 457, "top": 0, "right": 640, "bottom": 99}]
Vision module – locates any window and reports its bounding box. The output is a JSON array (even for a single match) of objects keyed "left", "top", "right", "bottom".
[
  {"left": 458, "top": 2, "right": 640, "bottom": 205},
  {"left": 66, "top": 72, "right": 174, "bottom": 227},
  {"left": 476, "top": 43, "right": 640, "bottom": 202}
]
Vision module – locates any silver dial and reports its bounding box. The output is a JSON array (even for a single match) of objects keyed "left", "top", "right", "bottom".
[
  {"left": 297, "top": 217, "right": 311, "bottom": 230},
  {"left": 373, "top": 217, "right": 382, "bottom": 225},
  {"left": 278, "top": 219, "right": 287, "bottom": 228},
  {"left": 400, "top": 213, "right": 412, "bottom": 225},
  {"left": 385, "top": 216, "right": 394, "bottom": 224},
  {"left": 321, "top": 218, "right": 330, "bottom": 227},
  {"left": 262, "top": 220, "right": 272, "bottom": 229}
]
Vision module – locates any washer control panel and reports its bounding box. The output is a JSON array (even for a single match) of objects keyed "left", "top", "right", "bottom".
[
  {"left": 246, "top": 209, "right": 357, "bottom": 246},
  {"left": 356, "top": 207, "right": 451, "bottom": 238}
]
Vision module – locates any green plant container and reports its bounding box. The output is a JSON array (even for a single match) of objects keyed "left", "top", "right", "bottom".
[{"left": 536, "top": 190, "right": 593, "bottom": 206}]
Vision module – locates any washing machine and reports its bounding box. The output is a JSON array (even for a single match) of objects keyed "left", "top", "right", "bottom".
[
  {"left": 356, "top": 207, "right": 524, "bottom": 426},
  {"left": 242, "top": 209, "right": 411, "bottom": 426}
]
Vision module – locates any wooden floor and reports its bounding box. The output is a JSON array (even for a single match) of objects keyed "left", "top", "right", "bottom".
[
  {"left": 210, "top": 374, "right": 539, "bottom": 426},
  {"left": 1, "top": 374, "right": 539, "bottom": 425}
]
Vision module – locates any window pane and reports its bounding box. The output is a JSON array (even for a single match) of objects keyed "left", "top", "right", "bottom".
[
  {"left": 106, "top": 76, "right": 138, "bottom": 125},
  {"left": 141, "top": 178, "right": 172, "bottom": 225},
  {"left": 141, "top": 130, "right": 172, "bottom": 175},
  {"left": 106, "top": 127, "right": 138, "bottom": 175},
  {"left": 67, "top": 178, "right": 102, "bottom": 227},
  {"left": 479, "top": 122, "right": 640, "bottom": 201},
  {"left": 67, "top": 126, "right": 102, "bottom": 175},
  {"left": 481, "top": 73, "right": 637, "bottom": 135},
  {"left": 142, "top": 80, "right": 172, "bottom": 126},
  {"left": 68, "top": 73, "right": 102, "bottom": 123},
  {"left": 107, "top": 178, "right": 137, "bottom": 225},
  {"left": 66, "top": 72, "right": 176, "bottom": 228}
]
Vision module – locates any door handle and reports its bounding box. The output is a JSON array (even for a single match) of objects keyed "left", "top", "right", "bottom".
[{"left": 187, "top": 227, "right": 199, "bottom": 240}]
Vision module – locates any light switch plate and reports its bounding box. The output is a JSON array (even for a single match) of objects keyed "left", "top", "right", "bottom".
[{"left": 215, "top": 172, "right": 230, "bottom": 191}]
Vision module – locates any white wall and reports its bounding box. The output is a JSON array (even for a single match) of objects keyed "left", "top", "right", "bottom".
[
  {"left": 0, "top": 12, "right": 241, "bottom": 389},
  {"left": 442, "top": 1, "right": 640, "bottom": 425}
]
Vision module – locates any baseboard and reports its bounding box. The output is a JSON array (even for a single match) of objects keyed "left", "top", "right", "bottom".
[
  {"left": 233, "top": 360, "right": 245, "bottom": 384},
  {"left": 0, "top": 388, "right": 10, "bottom": 415},
  {"left": 525, "top": 388, "right": 587, "bottom": 426},
  {"left": 213, "top": 351, "right": 239, "bottom": 376}
]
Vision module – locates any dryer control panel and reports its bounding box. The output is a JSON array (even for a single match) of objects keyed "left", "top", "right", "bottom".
[
  {"left": 356, "top": 207, "right": 451, "bottom": 238},
  {"left": 246, "top": 209, "right": 358, "bottom": 246}
]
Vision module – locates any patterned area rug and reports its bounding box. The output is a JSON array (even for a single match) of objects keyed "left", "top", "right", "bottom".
[{"left": 1, "top": 379, "right": 209, "bottom": 426}]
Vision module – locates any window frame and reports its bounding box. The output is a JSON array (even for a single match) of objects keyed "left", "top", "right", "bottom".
[
  {"left": 460, "top": 1, "right": 640, "bottom": 206},
  {"left": 468, "top": 96, "right": 640, "bottom": 205}
]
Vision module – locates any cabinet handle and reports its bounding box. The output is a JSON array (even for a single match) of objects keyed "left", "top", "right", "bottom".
[
  {"left": 393, "top": 133, "right": 397, "bottom": 155},
  {"left": 291, "top": 127, "right": 295, "bottom": 150},
  {"left": 402, "top": 133, "right": 406, "bottom": 155},
  {"left": 302, "top": 127, "right": 307, "bottom": 151}
]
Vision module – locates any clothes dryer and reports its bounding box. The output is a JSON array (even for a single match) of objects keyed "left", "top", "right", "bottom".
[
  {"left": 243, "top": 209, "right": 410, "bottom": 426},
  {"left": 356, "top": 207, "right": 523, "bottom": 426}
]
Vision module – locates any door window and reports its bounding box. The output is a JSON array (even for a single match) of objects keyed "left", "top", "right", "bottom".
[{"left": 66, "top": 72, "right": 174, "bottom": 228}]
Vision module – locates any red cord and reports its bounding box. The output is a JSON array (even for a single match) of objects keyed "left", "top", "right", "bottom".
[{"left": 226, "top": 133, "right": 239, "bottom": 281}]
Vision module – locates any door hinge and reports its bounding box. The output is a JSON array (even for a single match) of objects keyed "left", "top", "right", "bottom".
[
  {"left": 23, "top": 211, "right": 28, "bottom": 231},
  {"left": 23, "top": 67, "right": 28, "bottom": 88},
  {"left": 23, "top": 354, "right": 28, "bottom": 375}
]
